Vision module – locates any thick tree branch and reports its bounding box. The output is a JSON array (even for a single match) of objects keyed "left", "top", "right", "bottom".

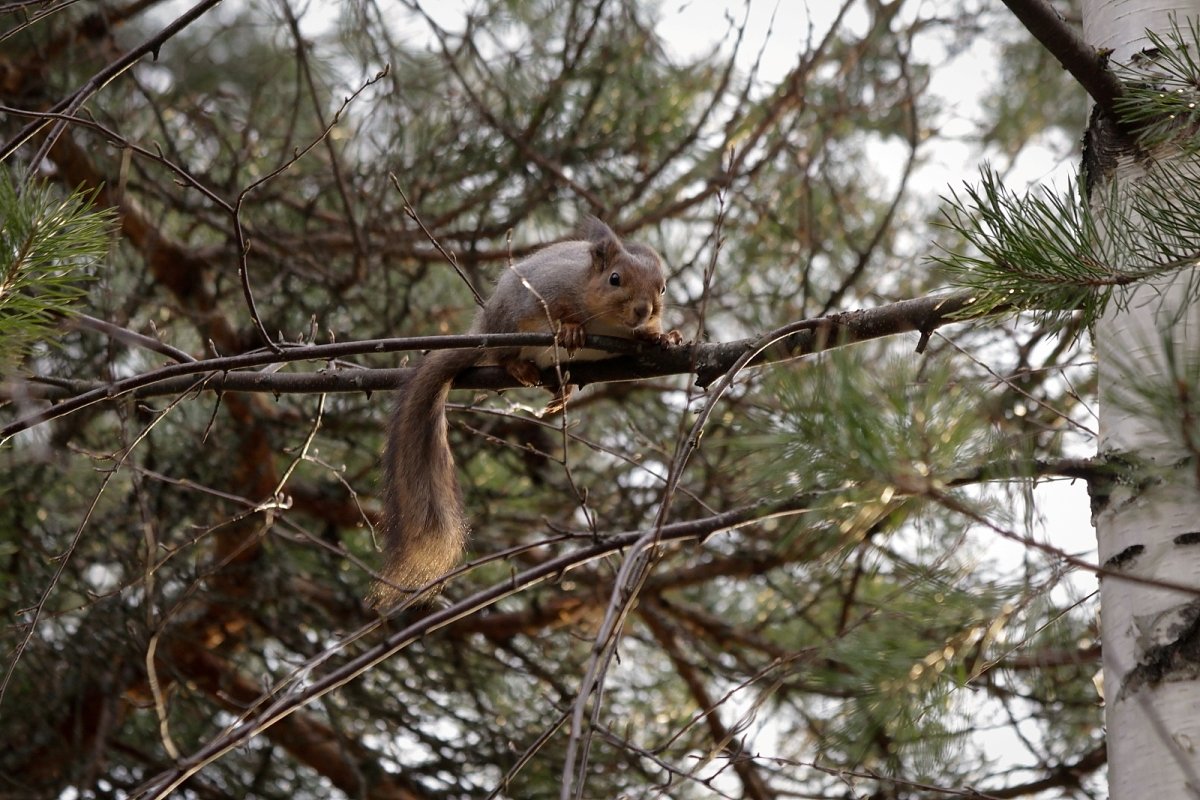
[
  {"left": 2, "top": 290, "right": 989, "bottom": 441},
  {"left": 999, "top": 0, "right": 1127, "bottom": 122}
]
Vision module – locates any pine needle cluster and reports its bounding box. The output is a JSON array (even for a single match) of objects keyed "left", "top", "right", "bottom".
[
  {"left": 0, "top": 169, "right": 115, "bottom": 368},
  {"left": 1113, "top": 17, "right": 1200, "bottom": 146},
  {"left": 937, "top": 20, "right": 1200, "bottom": 332}
]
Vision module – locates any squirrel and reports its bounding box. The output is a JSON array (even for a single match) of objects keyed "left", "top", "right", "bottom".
[{"left": 366, "top": 218, "right": 682, "bottom": 610}]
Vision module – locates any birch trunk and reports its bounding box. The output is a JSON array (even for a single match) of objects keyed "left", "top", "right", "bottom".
[{"left": 1084, "top": 2, "right": 1200, "bottom": 796}]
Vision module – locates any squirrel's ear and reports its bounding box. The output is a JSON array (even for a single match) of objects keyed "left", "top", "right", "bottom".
[
  {"left": 581, "top": 216, "right": 620, "bottom": 271},
  {"left": 579, "top": 215, "right": 614, "bottom": 242}
]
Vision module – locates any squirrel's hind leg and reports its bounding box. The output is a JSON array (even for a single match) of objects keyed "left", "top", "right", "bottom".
[
  {"left": 499, "top": 355, "right": 574, "bottom": 415},
  {"left": 504, "top": 358, "right": 542, "bottom": 387},
  {"left": 541, "top": 384, "right": 574, "bottom": 415}
]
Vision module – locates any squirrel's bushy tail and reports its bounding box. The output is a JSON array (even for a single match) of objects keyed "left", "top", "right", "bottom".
[{"left": 367, "top": 348, "right": 481, "bottom": 610}]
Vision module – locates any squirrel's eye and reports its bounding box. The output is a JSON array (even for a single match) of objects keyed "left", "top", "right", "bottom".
[
  {"left": 660, "top": 284, "right": 666, "bottom": 295},
  {"left": 609, "top": 272, "right": 621, "bottom": 286}
]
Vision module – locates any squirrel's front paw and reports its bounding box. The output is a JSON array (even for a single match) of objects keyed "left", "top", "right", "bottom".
[
  {"left": 556, "top": 321, "right": 586, "bottom": 354},
  {"left": 637, "top": 328, "right": 683, "bottom": 347},
  {"left": 505, "top": 359, "right": 542, "bottom": 387}
]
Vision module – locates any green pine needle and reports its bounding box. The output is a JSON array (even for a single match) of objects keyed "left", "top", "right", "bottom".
[
  {"left": 1113, "top": 18, "right": 1200, "bottom": 147},
  {"left": 935, "top": 168, "right": 1105, "bottom": 329},
  {"left": 0, "top": 169, "right": 115, "bottom": 367}
]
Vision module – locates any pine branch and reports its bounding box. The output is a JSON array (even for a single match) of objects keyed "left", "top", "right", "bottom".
[
  {"left": 937, "top": 162, "right": 1200, "bottom": 329},
  {"left": 1111, "top": 19, "right": 1200, "bottom": 146}
]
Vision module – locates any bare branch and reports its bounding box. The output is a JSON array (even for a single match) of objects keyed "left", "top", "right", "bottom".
[
  {"left": 130, "top": 496, "right": 814, "bottom": 799},
  {"left": 0, "top": 0, "right": 226, "bottom": 167}
]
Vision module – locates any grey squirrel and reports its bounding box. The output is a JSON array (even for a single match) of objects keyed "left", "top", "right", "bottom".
[{"left": 366, "top": 218, "right": 681, "bottom": 609}]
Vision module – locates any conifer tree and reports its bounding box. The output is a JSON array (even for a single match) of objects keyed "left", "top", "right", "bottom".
[{"left": 5, "top": 1, "right": 1193, "bottom": 798}]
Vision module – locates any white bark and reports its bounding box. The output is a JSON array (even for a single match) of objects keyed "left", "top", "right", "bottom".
[{"left": 1085, "top": 2, "right": 1200, "bottom": 796}]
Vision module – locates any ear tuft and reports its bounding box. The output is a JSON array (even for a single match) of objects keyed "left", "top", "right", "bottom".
[
  {"left": 579, "top": 215, "right": 616, "bottom": 243},
  {"left": 580, "top": 216, "right": 620, "bottom": 271}
]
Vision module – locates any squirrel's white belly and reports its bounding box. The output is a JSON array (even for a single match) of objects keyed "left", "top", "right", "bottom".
[
  {"left": 523, "top": 319, "right": 636, "bottom": 368},
  {"left": 523, "top": 345, "right": 619, "bottom": 368}
]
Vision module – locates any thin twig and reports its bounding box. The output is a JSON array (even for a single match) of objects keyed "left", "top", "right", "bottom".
[
  {"left": 72, "top": 312, "right": 196, "bottom": 363},
  {"left": 0, "top": 378, "right": 203, "bottom": 712},
  {"left": 388, "top": 174, "right": 485, "bottom": 307},
  {"left": 128, "top": 497, "right": 814, "bottom": 800},
  {"left": 231, "top": 66, "right": 390, "bottom": 351},
  {"left": 0, "top": 0, "right": 226, "bottom": 167}
]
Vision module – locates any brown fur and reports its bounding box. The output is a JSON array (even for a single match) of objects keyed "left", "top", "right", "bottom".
[{"left": 366, "top": 348, "right": 481, "bottom": 609}]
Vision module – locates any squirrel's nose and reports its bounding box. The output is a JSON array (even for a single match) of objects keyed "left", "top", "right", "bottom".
[{"left": 631, "top": 302, "right": 652, "bottom": 326}]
